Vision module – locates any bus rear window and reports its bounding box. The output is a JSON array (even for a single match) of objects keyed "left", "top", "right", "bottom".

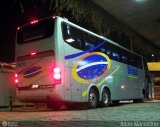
[{"left": 17, "top": 18, "right": 55, "bottom": 44}]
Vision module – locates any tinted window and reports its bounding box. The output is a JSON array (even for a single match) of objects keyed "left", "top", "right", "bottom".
[
  {"left": 130, "top": 54, "right": 143, "bottom": 69},
  {"left": 105, "top": 43, "right": 112, "bottom": 58},
  {"left": 62, "top": 22, "right": 84, "bottom": 50},
  {"left": 84, "top": 33, "right": 100, "bottom": 51},
  {"left": 112, "top": 45, "right": 120, "bottom": 61},
  {"left": 120, "top": 49, "right": 130, "bottom": 64},
  {"left": 17, "top": 18, "right": 55, "bottom": 44},
  {"left": 61, "top": 22, "right": 143, "bottom": 69}
]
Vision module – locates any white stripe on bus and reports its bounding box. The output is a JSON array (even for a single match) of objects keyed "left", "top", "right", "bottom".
[{"left": 76, "top": 62, "right": 108, "bottom": 72}]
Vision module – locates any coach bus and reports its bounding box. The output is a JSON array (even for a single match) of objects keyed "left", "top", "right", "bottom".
[{"left": 15, "top": 16, "right": 145, "bottom": 108}]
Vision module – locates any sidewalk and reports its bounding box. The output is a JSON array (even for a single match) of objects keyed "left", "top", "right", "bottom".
[{"left": 144, "top": 98, "right": 160, "bottom": 102}]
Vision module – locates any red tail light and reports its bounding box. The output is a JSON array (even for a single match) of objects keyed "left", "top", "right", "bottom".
[
  {"left": 15, "top": 73, "right": 19, "bottom": 84},
  {"left": 53, "top": 67, "right": 61, "bottom": 84},
  {"left": 30, "top": 20, "right": 38, "bottom": 25},
  {"left": 52, "top": 16, "right": 56, "bottom": 19},
  {"left": 15, "top": 74, "right": 18, "bottom": 78},
  {"left": 31, "top": 52, "right": 36, "bottom": 56},
  {"left": 15, "top": 79, "right": 19, "bottom": 83}
]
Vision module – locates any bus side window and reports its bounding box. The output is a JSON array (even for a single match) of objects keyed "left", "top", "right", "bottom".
[
  {"left": 112, "top": 45, "right": 120, "bottom": 61},
  {"left": 84, "top": 33, "right": 98, "bottom": 51},
  {"left": 130, "top": 55, "right": 135, "bottom": 67},
  {"left": 130, "top": 54, "right": 138, "bottom": 67},
  {"left": 100, "top": 47, "right": 105, "bottom": 53},
  {"left": 93, "top": 39, "right": 106, "bottom": 52},
  {"left": 130, "top": 54, "right": 142, "bottom": 68},
  {"left": 136, "top": 56, "right": 143, "bottom": 69},
  {"left": 120, "top": 49, "right": 129, "bottom": 64},
  {"left": 62, "top": 22, "right": 84, "bottom": 50},
  {"left": 121, "top": 55, "right": 128, "bottom": 63},
  {"left": 106, "top": 50, "right": 112, "bottom": 57},
  {"left": 85, "top": 42, "right": 94, "bottom": 50},
  {"left": 112, "top": 52, "right": 120, "bottom": 60},
  {"left": 105, "top": 43, "right": 112, "bottom": 58}
]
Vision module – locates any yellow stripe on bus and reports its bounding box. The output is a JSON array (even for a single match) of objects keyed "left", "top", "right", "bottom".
[{"left": 128, "top": 75, "right": 138, "bottom": 79}]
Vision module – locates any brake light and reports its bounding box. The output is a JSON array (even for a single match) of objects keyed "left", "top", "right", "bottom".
[
  {"left": 30, "top": 20, "right": 38, "bottom": 25},
  {"left": 15, "top": 73, "right": 19, "bottom": 83},
  {"left": 15, "top": 74, "right": 18, "bottom": 78},
  {"left": 52, "top": 16, "right": 56, "bottom": 19},
  {"left": 15, "top": 79, "right": 19, "bottom": 83},
  {"left": 53, "top": 67, "right": 61, "bottom": 84},
  {"left": 31, "top": 52, "right": 36, "bottom": 56}
]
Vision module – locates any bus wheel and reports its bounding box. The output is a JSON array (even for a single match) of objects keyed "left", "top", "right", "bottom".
[
  {"left": 88, "top": 89, "right": 98, "bottom": 109},
  {"left": 101, "top": 89, "right": 110, "bottom": 107},
  {"left": 133, "top": 98, "right": 144, "bottom": 103},
  {"left": 112, "top": 100, "right": 119, "bottom": 105}
]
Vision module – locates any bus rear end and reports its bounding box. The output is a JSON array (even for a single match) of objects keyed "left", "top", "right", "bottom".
[{"left": 15, "top": 17, "right": 64, "bottom": 104}]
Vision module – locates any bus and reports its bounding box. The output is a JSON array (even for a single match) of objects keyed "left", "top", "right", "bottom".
[{"left": 15, "top": 16, "right": 145, "bottom": 108}]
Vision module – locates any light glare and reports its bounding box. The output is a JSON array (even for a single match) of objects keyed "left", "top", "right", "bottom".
[
  {"left": 54, "top": 74, "right": 61, "bottom": 80},
  {"left": 66, "top": 38, "right": 75, "bottom": 43},
  {"left": 31, "top": 52, "right": 36, "bottom": 56},
  {"left": 15, "top": 79, "right": 18, "bottom": 83},
  {"left": 15, "top": 74, "right": 18, "bottom": 78},
  {"left": 30, "top": 20, "right": 39, "bottom": 24},
  {"left": 121, "top": 85, "right": 125, "bottom": 89},
  {"left": 31, "top": 84, "right": 39, "bottom": 89},
  {"left": 54, "top": 68, "right": 60, "bottom": 73}
]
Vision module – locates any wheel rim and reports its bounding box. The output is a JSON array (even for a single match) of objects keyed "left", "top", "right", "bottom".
[
  {"left": 89, "top": 93, "right": 96, "bottom": 106},
  {"left": 103, "top": 92, "right": 108, "bottom": 104}
]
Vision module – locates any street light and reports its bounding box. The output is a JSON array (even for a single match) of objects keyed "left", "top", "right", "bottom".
[{"left": 151, "top": 54, "right": 154, "bottom": 62}]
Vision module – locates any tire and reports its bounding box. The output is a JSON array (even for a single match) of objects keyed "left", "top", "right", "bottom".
[
  {"left": 101, "top": 89, "right": 110, "bottom": 107},
  {"left": 140, "top": 98, "right": 144, "bottom": 103},
  {"left": 133, "top": 94, "right": 144, "bottom": 103},
  {"left": 133, "top": 98, "right": 144, "bottom": 103},
  {"left": 112, "top": 100, "right": 119, "bottom": 105},
  {"left": 88, "top": 89, "right": 98, "bottom": 109}
]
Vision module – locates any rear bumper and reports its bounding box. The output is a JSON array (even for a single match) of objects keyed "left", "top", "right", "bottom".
[{"left": 16, "top": 88, "right": 63, "bottom": 103}]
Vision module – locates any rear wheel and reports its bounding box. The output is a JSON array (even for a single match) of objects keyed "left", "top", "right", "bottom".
[
  {"left": 112, "top": 100, "right": 119, "bottom": 105},
  {"left": 101, "top": 89, "right": 110, "bottom": 107},
  {"left": 133, "top": 93, "right": 145, "bottom": 103},
  {"left": 88, "top": 89, "right": 98, "bottom": 109},
  {"left": 133, "top": 98, "right": 144, "bottom": 103}
]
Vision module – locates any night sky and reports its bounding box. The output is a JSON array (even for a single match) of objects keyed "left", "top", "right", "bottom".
[
  {"left": 0, "top": 0, "right": 38, "bottom": 63},
  {"left": 0, "top": 1, "right": 19, "bottom": 62},
  {"left": 0, "top": 0, "right": 133, "bottom": 63}
]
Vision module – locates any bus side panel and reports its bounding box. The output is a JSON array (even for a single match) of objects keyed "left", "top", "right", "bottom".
[
  {"left": 64, "top": 66, "right": 72, "bottom": 101},
  {"left": 63, "top": 43, "right": 83, "bottom": 102},
  {"left": 108, "top": 61, "right": 125, "bottom": 100},
  {"left": 110, "top": 61, "right": 144, "bottom": 101}
]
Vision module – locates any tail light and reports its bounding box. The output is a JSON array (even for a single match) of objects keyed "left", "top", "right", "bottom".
[
  {"left": 31, "top": 52, "right": 36, "bottom": 56},
  {"left": 15, "top": 73, "right": 19, "bottom": 84},
  {"left": 53, "top": 67, "right": 61, "bottom": 84},
  {"left": 52, "top": 16, "right": 56, "bottom": 19},
  {"left": 30, "top": 20, "right": 38, "bottom": 25}
]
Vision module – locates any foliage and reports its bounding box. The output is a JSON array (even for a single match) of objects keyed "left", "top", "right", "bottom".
[
  {"left": 51, "top": 0, "right": 159, "bottom": 59},
  {"left": 18, "top": 0, "right": 160, "bottom": 59}
]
